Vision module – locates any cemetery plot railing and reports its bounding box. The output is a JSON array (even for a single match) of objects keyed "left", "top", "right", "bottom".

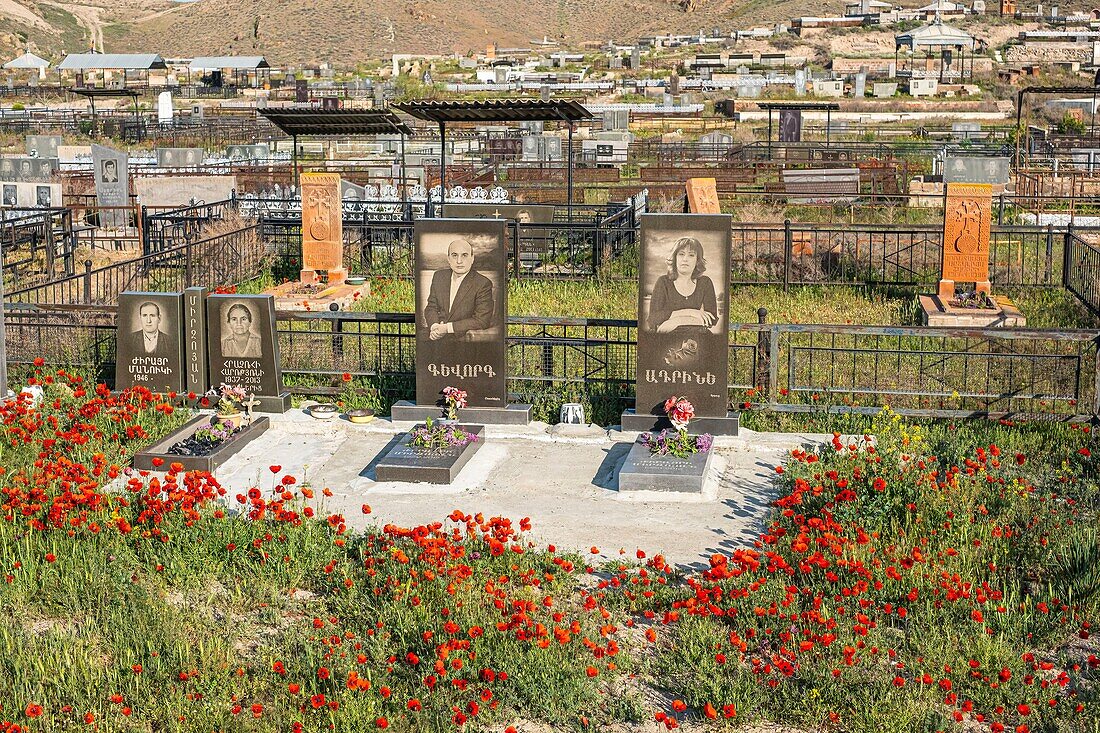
[
  {"left": 730, "top": 222, "right": 1066, "bottom": 289},
  {"left": 264, "top": 217, "right": 640, "bottom": 283},
  {"left": 1063, "top": 229, "right": 1100, "bottom": 317},
  {"left": 748, "top": 322, "right": 1099, "bottom": 421},
  {"left": 6, "top": 310, "right": 1098, "bottom": 422},
  {"left": 142, "top": 198, "right": 239, "bottom": 254},
  {"left": 5, "top": 224, "right": 263, "bottom": 307},
  {"left": 0, "top": 208, "right": 76, "bottom": 283}
]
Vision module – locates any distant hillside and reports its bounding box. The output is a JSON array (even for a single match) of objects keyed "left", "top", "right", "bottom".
[{"left": 0, "top": 0, "right": 847, "bottom": 67}]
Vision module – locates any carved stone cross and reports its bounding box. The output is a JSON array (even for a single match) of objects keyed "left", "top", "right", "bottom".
[{"left": 241, "top": 393, "right": 260, "bottom": 423}]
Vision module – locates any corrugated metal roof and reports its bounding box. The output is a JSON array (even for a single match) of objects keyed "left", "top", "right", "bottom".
[
  {"left": 392, "top": 98, "right": 592, "bottom": 123},
  {"left": 896, "top": 21, "right": 976, "bottom": 48},
  {"left": 3, "top": 52, "right": 50, "bottom": 69},
  {"left": 57, "top": 53, "right": 167, "bottom": 70},
  {"left": 258, "top": 108, "right": 412, "bottom": 137},
  {"left": 189, "top": 56, "right": 270, "bottom": 70}
]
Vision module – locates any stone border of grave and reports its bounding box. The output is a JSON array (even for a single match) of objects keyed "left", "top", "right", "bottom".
[
  {"left": 374, "top": 424, "right": 486, "bottom": 484},
  {"left": 133, "top": 415, "right": 271, "bottom": 473}
]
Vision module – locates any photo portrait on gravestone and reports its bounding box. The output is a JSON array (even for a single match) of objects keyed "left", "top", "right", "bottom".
[
  {"left": 114, "top": 293, "right": 185, "bottom": 393},
  {"left": 636, "top": 214, "right": 731, "bottom": 418},
  {"left": 35, "top": 185, "right": 50, "bottom": 207},
  {"left": 102, "top": 158, "right": 119, "bottom": 183},
  {"left": 414, "top": 219, "right": 507, "bottom": 408},
  {"left": 206, "top": 294, "right": 281, "bottom": 397},
  {"left": 220, "top": 300, "right": 263, "bottom": 358},
  {"left": 2, "top": 185, "right": 14, "bottom": 207}
]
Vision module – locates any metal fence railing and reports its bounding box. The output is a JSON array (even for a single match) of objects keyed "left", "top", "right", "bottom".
[
  {"left": 5, "top": 224, "right": 265, "bottom": 307},
  {"left": 6, "top": 309, "right": 1097, "bottom": 423},
  {"left": 1064, "top": 228, "right": 1100, "bottom": 317}
]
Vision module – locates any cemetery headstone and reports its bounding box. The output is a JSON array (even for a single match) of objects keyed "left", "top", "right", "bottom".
[
  {"left": 25, "top": 135, "right": 60, "bottom": 159},
  {"left": 779, "top": 108, "right": 802, "bottom": 142},
  {"left": 205, "top": 293, "right": 289, "bottom": 410},
  {"left": 944, "top": 157, "right": 1009, "bottom": 186},
  {"left": 114, "top": 292, "right": 186, "bottom": 393},
  {"left": 156, "top": 147, "right": 204, "bottom": 167},
  {"left": 873, "top": 82, "right": 898, "bottom": 97},
  {"left": 623, "top": 213, "right": 737, "bottom": 434},
  {"left": 938, "top": 183, "right": 993, "bottom": 300},
  {"left": 91, "top": 143, "right": 129, "bottom": 228},
  {"left": 157, "top": 91, "right": 173, "bottom": 124},
  {"left": 686, "top": 178, "right": 721, "bottom": 214},
  {"left": 854, "top": 72, "right": 867, "bottom": 98},
  {"left": 413, "top": 218, "right": 507, "bottom": 408},
  {"left": 300, "top": 172, "right": 346, "bottom": 284},
  {"left": 0, "top": 157, "right": 56, "bottom": 182},
  {"left": 794, "top": 69, "right": 806, "bottom": 96}
]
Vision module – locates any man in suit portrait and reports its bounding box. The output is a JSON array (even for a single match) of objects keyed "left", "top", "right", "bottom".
[
  {"left": 423, "top": 237, "right": 494, "bottom": 341},
  {"left": 125, "top": 301, "right": 172, "bottom": 359}
]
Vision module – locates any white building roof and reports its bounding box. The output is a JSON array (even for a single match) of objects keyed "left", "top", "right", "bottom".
[
  {"left": 3, "top": 51, "right": 50, "bottom": 70},
  {"left": 57, "top": 53, "right": 168, "bottom": 71}
]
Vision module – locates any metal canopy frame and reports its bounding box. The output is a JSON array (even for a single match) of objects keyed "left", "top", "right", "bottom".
[
  {"left": 758, "top": 101, "right": 842, "bottom": 151},
  {"left": 258, "top": 108, "right": 414, "bottom": 197},
  {"left": 71, "top": 87, "right": 141, "bottom": 136},
  {"left": 392, "top": 98, "right": 593, "bottom": 219}
]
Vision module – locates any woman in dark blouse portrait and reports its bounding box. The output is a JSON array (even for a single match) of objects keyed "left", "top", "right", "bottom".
[{"left": 647, "top": 236, "right": 718, "bottom": 333}]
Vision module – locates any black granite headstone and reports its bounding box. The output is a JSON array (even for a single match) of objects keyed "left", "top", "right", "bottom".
[
  {"left": 635, "top": 214, "right": 732, "bottom": 419},
  {"left": 414, "top": 218, "right": 507, "bottom": 408},
  {"left": 114, "top": 291, "right": 186, "bottom": 393},
  {"left": 205, "top": 294, "right": 282, "bottom": 396},
  {"left": 183, "top": 287, "right": 209, "bottom": 395}
]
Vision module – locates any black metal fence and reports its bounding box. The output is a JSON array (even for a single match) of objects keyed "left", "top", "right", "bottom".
[
  {"left": 1064, "top": 229, "right": 1100, "bottom": 317},
  {"left": 5, "top": 224, "right": 265, "bottom": 307},
  {"left": 730, "top": 222, "right": 1067, "bottom": 288},
  {"left": 6, "top": 309, "right": 1097, "bottom": 423}
]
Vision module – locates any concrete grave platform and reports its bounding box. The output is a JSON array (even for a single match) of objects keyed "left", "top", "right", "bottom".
[
  {"left": 204, "top": 409, "right": 830, "bottom": 569},
  {"left": 918, "top": 294, "right": 1025, "bottom": 327},
  {"left": 265, "top": 280, "right": 370, "bottom": 312}
]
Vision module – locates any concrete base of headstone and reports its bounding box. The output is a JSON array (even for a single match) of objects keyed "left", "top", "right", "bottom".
[
  {"left": 254, "top": 392, "right": 293, "bottom": 413},
  {"left": 918, "top": 295, "right": 1026, "bottom": 328},
  {"left": 134, "top": 415, "right": 270, "bottom": 473},
  {"left": 618, "top": 435, "right": 715, "bottom": 493},
  {"left": 390, "top": 400, "right": 532, "bottom": 425},
  {"left": 266, "top": 281, "right": 370, "bottom": 312},
  {"left": 620, "top": 409, "right": 740, "bottom": 436},
  {"left": 375, "top": 424, "right": 486, "bottom": 484}
]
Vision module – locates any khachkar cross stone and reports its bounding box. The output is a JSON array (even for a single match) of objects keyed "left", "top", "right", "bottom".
[
  {"left": 938, "top": 182, "right": 993, "bottom": 301},
  {"left": 300, "top": 172, "right": 347, "bottom": 285}
]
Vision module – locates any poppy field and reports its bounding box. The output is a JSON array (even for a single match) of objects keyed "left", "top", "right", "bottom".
[{"left": 0, "top": 366, "right": 1097, "bottom": 732}]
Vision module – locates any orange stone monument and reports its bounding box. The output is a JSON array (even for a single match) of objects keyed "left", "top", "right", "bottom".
[
  {"left": 937, "top": 182, "right": 992, "bottom": 301},
  {"left": 300, "top": 172, "right": 346, "bottom": 285},
  {"left": 919, "top": 182, "right": 1024, "bottom": 326},
  {"left": 686, "top": 177, "right": 721, "bottom": 214}
]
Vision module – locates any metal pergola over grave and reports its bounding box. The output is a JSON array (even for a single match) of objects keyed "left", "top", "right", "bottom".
[
  {"left": 70, "top": 87, "right": 141, "bottom": 136},
  {"left": 391, "top": 99, "right": 593, "bottom": 219},
  {"left": 257, "top": 108, "right": 413, "bottom": 194},
  {"left": 757, "top": 101, "right": 842, "bottom": 154}
]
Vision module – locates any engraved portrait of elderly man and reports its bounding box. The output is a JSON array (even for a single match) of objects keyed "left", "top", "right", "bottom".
[{"left": 423, "top": 237, "right": 494, "bottom": 342}]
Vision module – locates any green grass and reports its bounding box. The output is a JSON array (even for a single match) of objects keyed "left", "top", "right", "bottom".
[{"left": 1, "top": 378, "right": 1096, "bottom": 733}]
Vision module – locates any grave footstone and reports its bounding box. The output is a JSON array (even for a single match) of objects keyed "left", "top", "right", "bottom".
[{"left": 114, "top": 292, "right": 186, "bottom": 393}]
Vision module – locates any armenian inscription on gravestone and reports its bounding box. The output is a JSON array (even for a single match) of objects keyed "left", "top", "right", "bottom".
[
  {"left": 300, "top": 172, "right": 346, "bottom": 284},
  {"left": 414, "top": 218, "right": 507, "bottom": 408},
  {"left": 938, "top": 183, "right": 993, "bottom": 300},
  {"left": 205, "top": 294, "right": 283, "bottom": 397},
  {"left": 183, "top": 287, "right": 209, "bottom": 395},
  {"left": 634, "top": 214, "right": 732, "bottom": 420},
  {"left": 114, "top": 292, "right": 185, "bottom": 393}
]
